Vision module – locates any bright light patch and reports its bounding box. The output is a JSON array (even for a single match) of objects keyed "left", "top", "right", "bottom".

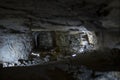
[{"left": 72, "top": 54, "right": 76, "bottom": 57}]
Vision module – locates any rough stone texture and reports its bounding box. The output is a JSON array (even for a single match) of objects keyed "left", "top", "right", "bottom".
[
  {"left": 96, "top": 31, "right": 120, "bottom": 49},
  {"left": 30, "top": 31, "right": 97, "bottom": 63},
  {"left": 0, "top": 0, "right": 119, "bottom": 49},
  {"left": 0, "top": 19, "right": 33, "bottom": 63},
  {"left": 0, "top": 18, "right": 30, "bottom": 33},
  {"left": 0, "top": 34, "right": 33, "bottom": 63},
  {"left": 0, "top": 0, "right": 119, "bottom": 79},
  {"left": 102, "top": 31, "right": 120, "bottom": 49},
  {"left": 0, "top": 47, "right": 120, "bottom": 80},
  {"left": 0, "top": 0, "right": 119, "bottom": 50},
  {"left": 0, "top": 0, "right": 119, "bottom": 30},
  {"left": 37, "top": 31, "right": 53, "bottom": 50}
]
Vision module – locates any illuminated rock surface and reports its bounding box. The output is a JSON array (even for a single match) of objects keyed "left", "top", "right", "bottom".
[
  {"left": 0, "top": 34, "right": 32, "bottom": 63},
  {"left": 0, "top": 0, "right": 119, "bottom": 80}
]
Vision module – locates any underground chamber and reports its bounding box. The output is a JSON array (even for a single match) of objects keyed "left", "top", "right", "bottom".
[{"left": 0, "top": 0, "right": 120, "bottom": 80}]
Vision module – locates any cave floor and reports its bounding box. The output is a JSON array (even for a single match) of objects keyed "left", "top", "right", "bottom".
[{"left": 0, "top": 49, "right": 120, "bottom": 80}]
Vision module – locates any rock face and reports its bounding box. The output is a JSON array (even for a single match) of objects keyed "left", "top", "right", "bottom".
[
  {"left": 96, "top": 31, "right": 120, "bottom": 50},
  {"left": 0, "top": 19, "right": 33, "bottom": 63},
  {"left": 0, "top": 34, "right": 33, "bottom": 63},
  {"left": 37, "top": 31, "right": 53, "bottom": 50},
  {"left": 0, "top": 0, "right": 119, "bottom": 67},
  {"left": 0, "top": 0, "right": 119, "bottom": 30},
  {"left": 30, "top": 30, "right": 97, "bottom": 64},
  {"left": 0, "top": 0, "right": 119, "bottom": 49}
]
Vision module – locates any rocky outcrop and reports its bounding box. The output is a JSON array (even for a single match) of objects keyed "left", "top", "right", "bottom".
[
  {"left": 0, "top": 34, "right": 33, "bottom": 63},
  {"left": 0, "top": 19, "right": 33, "bottom": 63}
]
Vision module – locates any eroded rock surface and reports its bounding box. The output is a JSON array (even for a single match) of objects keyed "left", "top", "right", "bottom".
[{"left": 0, "top": 19, "right": 33, "bottom": 64}]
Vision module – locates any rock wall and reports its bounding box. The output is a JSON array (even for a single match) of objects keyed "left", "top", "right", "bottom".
[
  {"left": 0, "top": 0, "right": 119, "bottom": 65},
  {"left": 0, "top": 34, "right": 33, "bottom": 63},
  {"left": 96, "top": 31, "right": 120, "bottom": 49},
  {"left": 0, "top": 19, "right": 33, "bottom": 63}
]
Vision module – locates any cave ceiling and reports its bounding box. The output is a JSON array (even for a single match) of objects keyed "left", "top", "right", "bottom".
[{"left": 0, "top": 0, "right": 119, "bottom": 31}]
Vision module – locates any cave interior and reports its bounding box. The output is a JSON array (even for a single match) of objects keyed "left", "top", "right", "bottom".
[{"left": 0, "top": 0, "right": 120, "bottom": 80}]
